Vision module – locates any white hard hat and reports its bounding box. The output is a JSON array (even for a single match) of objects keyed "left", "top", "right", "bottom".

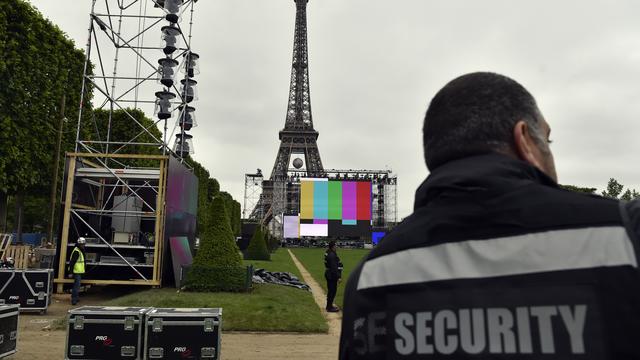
[{"left": 77, "top": 237, "right": 87, "bottom": 244}]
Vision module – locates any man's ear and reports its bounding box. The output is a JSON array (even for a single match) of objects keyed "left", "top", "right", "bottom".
[{"left": 513, "top": 121, "right": 543, "bottom": 169}]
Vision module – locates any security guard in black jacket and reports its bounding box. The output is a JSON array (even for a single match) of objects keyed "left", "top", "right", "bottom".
[
  {"left": 325, "top": 240, "right": 343, "bottom": 312},
  {"left": 339, "top": 72, "right": 640, "bottom": 359}
]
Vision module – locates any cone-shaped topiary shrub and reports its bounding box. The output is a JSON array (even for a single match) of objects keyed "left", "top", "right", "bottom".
[
  {"left": 185, "top": 196, "right": 247, "bottom": 291},
  {"left": 266, "top": 232, "right": 280, "bottom": 253},
  {"left": 244, "top": 225, "right": 270, "bottom": 260}
]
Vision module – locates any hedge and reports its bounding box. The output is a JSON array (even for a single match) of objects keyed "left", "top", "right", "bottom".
[
  {"left": 184, "top": 264, "right": 252, "bottom": 292},
  {"left": 244, "top": 225, "right": 270, "bottom": 260},
  {"left": 185, "top": 196, "right": 243, "bottom": 291}
]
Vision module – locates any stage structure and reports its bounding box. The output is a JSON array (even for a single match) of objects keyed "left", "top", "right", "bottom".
[
  {"left": 245, "top": 0, "right": 398, "bottom": 239},
  {"left": 245, "top": 168, "right": 398, "bottom": 239},
  {"left": 55, "top": 0, "right": 201, "bottom": 292}
]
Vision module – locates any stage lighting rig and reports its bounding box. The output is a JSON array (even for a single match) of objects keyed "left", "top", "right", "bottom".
[
  {"left": 174, "top": 133, "right": 194, "bottom": 157},
  {"left": 161, "top": 25, "right": 182, "bottom": 55},
  {"left": 182, "top": 52, "right": 200, "bottom": 78},
  {"left": 163, "top": 0, "right": 184, "bottom": 23},
  {"left": 155, "top": 91, "right": 176, "bottom": 120},
  {"left": 180, "top": 79, "right": 198, "bottom": 103},
  {"left": 177, "top": 105, "right": 196, "bottom": 131},
  {"left": 157, "top": 58, "right": 179, "bottom": 87}
]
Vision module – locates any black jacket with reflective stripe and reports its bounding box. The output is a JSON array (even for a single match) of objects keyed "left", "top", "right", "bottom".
[{"left": 339, "top": 154, "right": 640, "bottom": 360}]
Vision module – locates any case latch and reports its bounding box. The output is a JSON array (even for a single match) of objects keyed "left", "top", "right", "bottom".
[
  {"left": 73, "top": 315, "right": 84, "bottom": 330},
  {"left": 152, "top": 318, "right": 163, "bottom": 332},
  {"left": 201, "top": 347, "right": 216, "bottom": 358},
  {"left": 121, "top": 345, "right": 136, "bottom": 357},
  {"left": 149, "top": 347, "right": 164, "bottom": 358},
  {"left": 204, "top": 318, "right": 216, "bottom": 332},
  {"left": 70, "top": 345, "right": 85, "bottom": 356},
  {"left": 124, "top": 316, "right": 135, "bottom": 330}
]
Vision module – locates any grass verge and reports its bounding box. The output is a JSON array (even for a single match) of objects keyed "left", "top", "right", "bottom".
[
  {"left": 106, "top": 249, "right": 327, "bottom": 333},
  {"left": 289, "top": 248, "right": 369, "bottom": 307}
]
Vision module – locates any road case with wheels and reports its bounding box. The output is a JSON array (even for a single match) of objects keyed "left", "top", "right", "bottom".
[
  {"left": 143, "top": 308, "right": 222, "bottom": 360},
  {"left": 0, "top": 269, "right": 53, "bottom": 313},
  {"left": 0, "top": 304, "right": 19, "bottom": 358},
  {"left": 66, "top": 306, "right": 151, "bottom": 360}
]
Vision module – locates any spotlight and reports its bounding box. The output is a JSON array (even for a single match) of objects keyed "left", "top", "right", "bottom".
[
  {"left": 157, "top": 58, "right": 179, "bottom": 87},
  {"left": 176, "top": 105, "right": 196, "bottom": 131},
  {"left": 174, "top": 133, "right": 194, "bottom": 157},
  {"left": 180, "top": 78, "right": 198, "bottom": 103},
  {"left": 163, "top": 0, "right": 184, "bottom": 23},
  {"left": 161, "top": 25, "right": 182, "bottom": 55},
  {"left": 182, "top": 52, "right": 200, "bottom": 78},
  {"left": 154, "top": 91, "right": 176, "bottom": 120}
]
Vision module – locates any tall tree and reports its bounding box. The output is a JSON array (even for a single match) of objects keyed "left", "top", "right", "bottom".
[
  {"left": 0, "top": 0, "right": 90, "bottom": 238},
  {"left": 602, "top": 178, "right": 625, "bottom": 199}
]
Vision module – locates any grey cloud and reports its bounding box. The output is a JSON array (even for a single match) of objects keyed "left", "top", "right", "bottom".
[{"left": 29, "top": 0, "right": 640, "bottom": 218}]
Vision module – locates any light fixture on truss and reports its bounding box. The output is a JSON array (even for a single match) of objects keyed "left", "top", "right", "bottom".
[
  {"left": 174, "top": 133, "right": 194, "bottom": 157},
  {"left": 158, "top": 58, "right": 179, "bottom": 87},
  {"left": 155, "top": 91, "right": 176, "bottom": 120},
  {"left": 161, "top": 25, "right": 182, "bottom": 55},
  {"left": 177, "top": 105, "right": 197, "bottom": 131}
]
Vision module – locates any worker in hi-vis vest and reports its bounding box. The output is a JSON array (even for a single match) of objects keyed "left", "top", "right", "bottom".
[{"left": 67, "top": 237, "right": 86, "bottom": 305}]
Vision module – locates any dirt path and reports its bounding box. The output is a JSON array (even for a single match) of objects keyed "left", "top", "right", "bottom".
[{"left": 287, "top": 249, "right": 342, "bottom": 337}]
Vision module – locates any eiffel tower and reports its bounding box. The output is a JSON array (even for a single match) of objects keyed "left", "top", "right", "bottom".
[
  {"left": 272, "top": 0, "right": 323, "bottom": 178},
  {"left": 251, "top": 0, "right": 324, "bottom": 228}
]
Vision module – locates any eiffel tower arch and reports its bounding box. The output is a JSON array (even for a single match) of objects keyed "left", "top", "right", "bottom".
[{"left": 248, "top": 0, "right": 323, "bottom": 234}]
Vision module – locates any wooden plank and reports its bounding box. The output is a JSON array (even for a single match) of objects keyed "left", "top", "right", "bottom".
[
  {"left": 56, "top": 156, "right": 77, "bottom": 283},
  {"left": 6, "top": 245, "right": 31, "bottom": 269},
  {"left": 54, "top": 278, "right": 160, "bottom": 286}
]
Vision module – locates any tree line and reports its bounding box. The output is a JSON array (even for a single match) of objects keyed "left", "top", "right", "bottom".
[{"left": 562, "top": 178, "right": 640, "bottom": 200}]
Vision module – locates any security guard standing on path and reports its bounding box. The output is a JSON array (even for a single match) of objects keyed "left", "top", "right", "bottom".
[
  {"left": 67, "top": 237, "right": 86, "bottom": 305},
  {"left": 339, "top": 72, "right": 640, "bottom": 359},
  {"left": 324, "top": 240, "right": 343, "bottom": 312}
]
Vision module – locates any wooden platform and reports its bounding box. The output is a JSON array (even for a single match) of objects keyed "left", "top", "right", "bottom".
[
  {"left": 4, "top": 245, "right": 32, "bottom": 269},
  {"left": 0, "top": 233, "right": 12, "bottom": 259}
]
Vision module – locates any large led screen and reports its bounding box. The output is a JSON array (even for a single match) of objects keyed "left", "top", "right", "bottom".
[{"left": 298, "top": 178, "right": 371, "bottom": 237}]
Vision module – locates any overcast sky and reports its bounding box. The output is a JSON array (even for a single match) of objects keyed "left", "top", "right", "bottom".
[{"left": 28, "top": 0, "right": 640, "bottom": 218}]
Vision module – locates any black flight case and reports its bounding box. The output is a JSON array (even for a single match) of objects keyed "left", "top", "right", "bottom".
[
  {"left": 66, "top": 306, "right": 151, "bottom": 360},
  {"left": 144, "top": 308, "right": 222, "bottom": 359},
  {"left": 0, "top": 304, "right": 19, "bottom": 358},
  {"left": 0, "top": 269, "right": 53, "bottom": 313}
]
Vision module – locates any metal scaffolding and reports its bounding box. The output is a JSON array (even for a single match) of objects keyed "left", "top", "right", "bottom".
[
  {"left": 56, "top": 0, "right": 200, "bottom": 291},
  {"left": 243, "top": 170, "right": 264, "bottom": 220},
  {"left": 75, "top": 0, "right": 198, "bottom": 160}
]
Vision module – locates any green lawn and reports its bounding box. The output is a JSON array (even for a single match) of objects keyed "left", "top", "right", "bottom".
[
  {"left": 106, "top": 249, "right": 327, "bottom": 333},
  {"left": 290, "top": 248, "right": 369, "bottom": 307}
]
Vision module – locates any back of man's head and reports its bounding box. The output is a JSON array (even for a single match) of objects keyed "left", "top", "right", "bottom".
[{"left": 423, "top": 72, "right": 544, "bottom": 170}]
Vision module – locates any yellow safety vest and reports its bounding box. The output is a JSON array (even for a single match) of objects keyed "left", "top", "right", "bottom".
[{"left": 72, "top": 247, "right": 85, "bottom": 274}]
